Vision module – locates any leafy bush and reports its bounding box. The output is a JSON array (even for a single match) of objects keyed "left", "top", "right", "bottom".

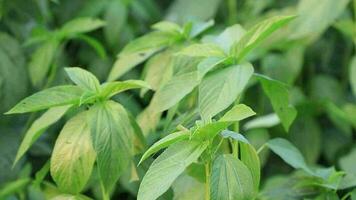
[{"left": 0, "top": 0, "right": 355, "bottom": 200}]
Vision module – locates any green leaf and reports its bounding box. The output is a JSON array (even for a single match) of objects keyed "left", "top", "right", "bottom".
[
  {"left": 6, "top": 85, "right": 83, "bottom": 114},
  {"left": 220, "top": 131, "right": 260, "bottom": 192},
  {"left": 121, "top": 31, "right": 177, "bottom": 54},
  {"left": 50, "top": 194, "right": 92, "bottom": 200},
  {"left": 51, "top": 111, "right": 96, "bottom": 194},
  {"left": 350, "top": 56, "right": 356, "bottom": 97},
  {"left": 266, "top": 138, "right": 313, "bottom": 174},
  {"left": 60, "top": 17, "right": 105, "bottom": 36},
  {"left": 137, "top": 140, "right": 208, "bottom": 200},
  {"left": 107, "top": 48, "right": 160, "bottom": 81},
  {"left": 199, "top": 63, "right": 254, "bottom": 121},
  {"left": 151, "top": 21, "right": 182, "bottom": 34},
  {"left": 89, "top": 101, "right": 134, "bottom": 194},
  {"left": 28, "top": 39, "right": 59, "bottom": 87},
  {"left": 104, "top": 0, "right": 127, "bottom": 46},
  {"left": 197, "top": 57, "right": 227, "bottom": 80},
  {"left": 13, "top": 105, "right": 71, "bottom": 166},
  {"left": 219, "top": 104, "right": 256, "bottom": 122},
  {"left": 65, "top": 67, "right": 100, "bottom": 92},
  {"left": 139, "top": 131, "right": 190, "bottom": 165},
  {"left": 100, "top": 80, "right": 151, "bottom": 99},
  {"left": 71, "top": 34, "right": 107, "bottom": 58},
  {"left": 211, "top": 154, "right": 254, "bottom": 200},
  {"left": 257, "top": 75, "right": 297, "bottom": 131},
  {"left": 232, "top": 15, "right": 296, "bottom": 62},
  {"left": 150, "top": 71, "right": 199, "bottom": 112},
  {"left": 177, "top": 43, "right": 225, "bottom": 58}
]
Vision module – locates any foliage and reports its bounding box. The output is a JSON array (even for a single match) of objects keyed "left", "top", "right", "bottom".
[{"left": 0, "top": 0, "right": 355, "bottom": 200}]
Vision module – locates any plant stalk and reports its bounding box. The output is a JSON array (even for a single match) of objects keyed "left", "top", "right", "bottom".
[
  {"left": 227, "top": 0, "right": 238, "bottom": 25},
  {"left": 205, "top": 162, "right": 211, "bottom": 200}
]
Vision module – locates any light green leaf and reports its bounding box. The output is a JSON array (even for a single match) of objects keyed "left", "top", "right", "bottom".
[
  {"left": 350, "top": 56, "right": 356, "bottom": 97},
  {"left": 291, "top": 0, "right": 350, "bottom": 39},
  {"left": 243, "top": 113, "right": 280, "bottom": 130},
  {"left": 214, "top": 24, "right": 246, "bottom": 53},
  {"left": 60, "top": 17, "right": 105, "bottom": 36},
  {"left": 258, "top": 75, "right": 297, "bottom": 131},
  {"left": 29, "top": 39, "right": 59, "bottom": 87},
  {"left": 107, "top": 48, "right": 160, "bottom": 81},
  {"left": 266, "top": 138, "right": 313, "bottom": 174},
  {"left": 199, "top": 63, "right": 254, "bottom": 121},
  {"left": 137, "top": 140, "right": 208, "bottom": 200},
  {"left": 6, "top": 85, "right": 83, "bottom": 114},
  {"left": 65, "top": 67, "right": 100, "bottom": 92},
  {"left": 51, "top": 111, "right": 96, "bottom": 194},
  {"left": 220, "top": 131, "right": 260, "bottom": 192},
  {"left": 189, "top": 19, "right": 214, "bottom": 38},
  {"left": 139, "top": 131, "right": 190, "bottom": 165},
  {"left": 104, "top": 0, "right": 127, "bottom": 46},
  {"left": 197, "top": 57, "right": 227, "bottom": 80},
  {"left": 13, "top": 105, "right": 71, "bottom": 166},
  {"left": 151, "top": 21, "right": 182, "bottom": 34},
  {"left": 211, "top": 154, "right": 254, "bottom": 200},
  {"left": 232, "top": 15, "right": 296, "bottom": 62},
  {"left": 140, "top": 49, "right": 173, "bottom": 95},
  {"left": 150, "top": 71, "right": 199, "bottom": 112},
  {"left": 50, "top": 194, "right": 92, "bottom": 200},
  {"left": 89, "top": 101, "right": 134, "bottom": 194},
  {"left": 100, "top": 80, "right": 151, "bottom": 99},
  {"left": 177, "top": 43, "right": 225, "bottom": 58},
  {"left": 219, "top": 104, "right": 256, "bottom": 122}
]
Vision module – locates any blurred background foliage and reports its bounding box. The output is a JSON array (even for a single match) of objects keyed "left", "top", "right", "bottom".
[{"left": 0, "top": 0, "right": 355, "bottom": 199}]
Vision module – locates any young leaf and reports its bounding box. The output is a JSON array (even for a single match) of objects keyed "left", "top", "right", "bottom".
[
  {"left": 139, "top": 131, "right": 190, "bottom": 165},
  {"left": 151, "top": 21, "right": 182, "bottom": 34},
  {"left": 107, "top": 48, "right": 160, "bottom": 81},
  {"left": 232, "top": 15, "right": 296, "bottom": 62},
  {"left": 89, "top": 101, "right": 134, "bottom": 194},
  {"left": 219, "top": 104, "right": 256, "bottom": 122},
  {"left": 150, "top": 71, "right": 199, "bottom": 112},
  {"left": 137, "top": 140, "right": 208, "bottom": 200},
  {"left": 60, "top": 17, "right": 105, "bottom": 36},
  {"left": 243, "top": 113, "right": 280, "bottom": 130},
  {"left": 6, "top": 86, "right": 83, "bottom": 114},
  {"left": 193, "top": 105, "right": 255, "bottom": 140},
  {"left": 257, "top": 75, "right": 297, "bottom": 131},
  {"left": 177, "top": 43, "right": 226, "bottom": 58},
  {"left": 211, "top": 154, "right": 255, "bottom": 200},
  {"left": 51, "top": 111, "right": 96, "bottom": 194},
  {"left": 199, "top": 63, "right": 254, "bottom": 121},
  {"left": 100, "top": 80, "right": 151, "bottom": 99},
  {"left": 65, "top": 67, "right": 100, "bottom": 92},
  {"left": 28, "top": 39, "right": 59, "bottom": 87},
  {"left": 350, "top": 56, "right": 356, "bottom": 97},
  {"left": 13, "top": 105, "right": 71, "bottom": 166},
  {"left": 266, "top": 138, "right": 313, "bottom": 174}
]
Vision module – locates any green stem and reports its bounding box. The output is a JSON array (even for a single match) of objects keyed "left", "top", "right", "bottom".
[
  {"left": 227, "top": 0, "right": 238, "bottom": 25},
  {"left": 205, "top": 162, "right": 211, "bottom": 200},
  {"left": 231, "top": 139, "right": 239, "bottom": 158}
]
